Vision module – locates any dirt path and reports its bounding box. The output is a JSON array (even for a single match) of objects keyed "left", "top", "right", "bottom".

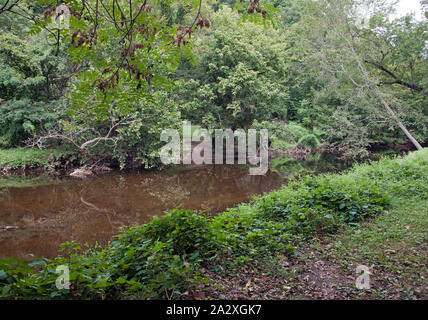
[{"left": 187, "top": 238, "right": 427, "bottom": 300}]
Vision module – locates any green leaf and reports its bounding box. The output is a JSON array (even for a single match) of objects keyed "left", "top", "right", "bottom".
[
  {"left": 1, "top": 285, "right": 11, "bottom": 295},
  {"left": 0, "top": 270, "right": 8, "bottom": 281}
]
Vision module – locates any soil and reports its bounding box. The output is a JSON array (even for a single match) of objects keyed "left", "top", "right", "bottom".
[{"left": 186, "top": 238, "right": 427, "bottom": 300}]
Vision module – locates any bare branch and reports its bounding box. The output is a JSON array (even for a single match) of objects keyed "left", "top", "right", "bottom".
[
  {"left": 0, "top": 0, "right": 20, "bottom": 15},
  {"left": 26, "top": 116, "right": 137, "bottom": 159}
]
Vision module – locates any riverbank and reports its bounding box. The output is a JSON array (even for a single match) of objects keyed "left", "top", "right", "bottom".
[
  {"left": 0, "top": 140, "right": 422, "bottom": 176},
  {"left": 0, "top": 149, "right": 426, "bottom": 299},
  {"left": 190, "top": 149, "right": 427, "bottom": 300},
  {"left": 0, "top": 147, "right": 80, "bottom": 175},
  {"left": 192, "top": 197, "right": 427, "bottom": 300},
  {"left": 0, "top": 147, "right": 117, "bottom": 177}
]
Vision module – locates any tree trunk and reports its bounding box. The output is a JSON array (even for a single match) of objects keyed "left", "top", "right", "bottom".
[{"left": 380, "top": 98, "right": 423, "bottom": 151}]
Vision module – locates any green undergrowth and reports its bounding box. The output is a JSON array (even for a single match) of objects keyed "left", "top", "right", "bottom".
[
  {"left": 314, "top": 197, "right": 428, "bottom": 299},
  {"left": 0, "top": 149, "right": 426, "bottom": 299},
  {"left": 0, "top": 147, "right": 79, "bottom": 170}
]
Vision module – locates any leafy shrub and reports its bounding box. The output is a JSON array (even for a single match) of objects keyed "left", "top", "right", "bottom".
[
  {"left": 0, "top": 99, "right": 60, "bottom": 148},
  {"left": 99, "top": 210, "right": 215, "bottom": 298},
  {"left": 211, "top": 207, "right": 294, "bottom": 265},
  {"left": 0, "top": 31, "right": 66, "bottom": 147},
  {"left": 0, "top": 243, "right": 110, "bottom": 299},
  {"left": 142, "top": 209, "right": 216, "bottom": 256},
  {"left": 176, "top": 7, "right": 289, "bottom": 129},
  {"left": 0, "top": 258, "right": 41, "bottom": 298},
  {"left": 297, "top": 134, "right": 321, "bottom": 149},
  {"left": 0, "top": 210, "right": 215, "bottom": 300},
  {"left": 256, "top": 169, "right": 390, "bottom": 233}
]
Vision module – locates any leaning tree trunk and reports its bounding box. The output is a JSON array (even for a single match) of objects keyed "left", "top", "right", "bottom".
[{"left": 379, "top": 98, "right": 423, "bottom": 151}]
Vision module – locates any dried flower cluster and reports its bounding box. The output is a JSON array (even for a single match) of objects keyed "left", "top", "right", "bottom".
[
  {"left": 71, "top": 28, "right": 97, "bottom": 46},
  {"left": 196, "top": 17, "right": 211, "bottom": 29},
  {"left": 125, "top": 64, "right": 153, "bottom": 89},
  {"left": 137, "top": 24, "right": 157, "bottom": 39},
  {"left": 43, "top": 6, "right": 56, "bottom": 21},
  {"left": 170, "top": 16, "right": 210, "bottom": 48},
  {"left": 120, "top": 42, "right": 145, "bottom": 59},
  {"left": 94, "top": 70, "right": 119, "bottom": 91},
  {"left": 133, "top": 4, "right": 153, "bottom": 15},
  {"left": 247, "top": 0, "right": 266, "bottom": 17}
]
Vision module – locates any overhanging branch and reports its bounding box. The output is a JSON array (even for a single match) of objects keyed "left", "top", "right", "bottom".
[{"left": 365, "top": 60, "right": 428, "bottom": 96}]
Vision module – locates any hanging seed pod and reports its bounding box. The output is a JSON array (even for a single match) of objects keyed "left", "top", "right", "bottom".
[
  {"left": 133, "top": 4, "right": 144, "bottom": 15},
  {"left": 145, "top": 74, "right": 152, "bottom": 85},
  {"left": 186, "top": 27, "right": 193, "bottom": 37},
  {"left": 95, "top": 79, "right": 110, "bottom": 91},
  {"left": 115, "top": 71, "right": 120, "bottom": 85},
  {"left": 120, "top": 47, "right": 129, "bottom": 59},
  {"left": 176, "top": 33, "right": 184, "bottom": 47},
  {"left": 135, "top": 42, "right": 144, "bottom": 49},
  {"left": 77, "top": 33, "right": 88, "bottom": 46},
  {"left": 203, "top": 18, "right": 211, "bottom": 28},
  {"left": 88, "top": 28, "right": 98, "bottom": 45},
  {"left": 196, "top": 17, "right": 204, "bottom": 28}
]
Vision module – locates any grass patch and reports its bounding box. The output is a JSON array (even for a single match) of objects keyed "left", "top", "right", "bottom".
[
  {"left": 0, "top": 147, "right": 77, "bottom": 169},
  {"left": 327, "top": 199, "right": 427, "bottom": 272},
  {"left": 318, "top": 198, "right": 428, "bottom": 298}
]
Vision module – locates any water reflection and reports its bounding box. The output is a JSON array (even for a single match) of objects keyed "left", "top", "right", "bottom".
[
  {"left": 0, "top": 154, "right": 352, "bottom": 259},
  {"left": 0, "top": 165, "right": 284, "bottom": 258}
]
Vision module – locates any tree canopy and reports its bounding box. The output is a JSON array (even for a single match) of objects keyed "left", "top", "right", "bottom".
[{"left": 0, "top": 0, "right": 426, "bottom": 166}]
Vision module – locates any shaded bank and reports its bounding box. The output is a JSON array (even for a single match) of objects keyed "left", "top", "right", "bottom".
[{"left": 1, "top": 139, "right": 424, "bottom": 176}]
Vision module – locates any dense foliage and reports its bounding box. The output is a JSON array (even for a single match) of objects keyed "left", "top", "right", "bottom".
[
  {"left": 0, "top": 0, "right": 426, "bottom": 168},
  {"left": 286, "top": 0, "right": 427, "bottom": 157},
  {"left": 0, "top": 25, "right": 67, "bottom": 147},
  {"left": 0, "top": 0, "right": 426, "bottom": 301},
  {"left": 175, "top": 7, "right": 288, "bottom": 129}
]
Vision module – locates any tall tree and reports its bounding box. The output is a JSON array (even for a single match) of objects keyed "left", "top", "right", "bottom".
[
  {"left": 176, "top": 7, "right": 288, "bottom": 129},
  {"left": 292, "top": 0, "right": 425, "bottom": 153}
]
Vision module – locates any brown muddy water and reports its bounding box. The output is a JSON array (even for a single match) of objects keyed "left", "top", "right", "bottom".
[
  {"left": 0, "top": 165, "right": 286, "bottom": 258},
  {"left": 0, "top": 156, "right": 351, "bottom": 259}
]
